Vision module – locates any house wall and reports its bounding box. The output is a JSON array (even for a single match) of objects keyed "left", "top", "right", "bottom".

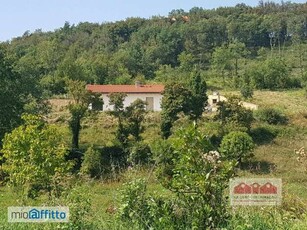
[
  {"left": 92, "top": 92, "right": 258, "bottom": 113},
  {"left": 207, "top": 95, "right": 227, "bottom": 105},
  {"left": 102, "top": 93, "right": 163, "bottom": 111}
]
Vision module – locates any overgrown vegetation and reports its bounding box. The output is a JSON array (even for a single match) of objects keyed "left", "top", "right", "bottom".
[
  {"left": 1, "top": 1, "right": 307, "bottom": 229},
  {"left": 119, "top": 125, "right": 235, "bottom": 229},
  {"left": 1, "top": 114, "right": 73, "bottom": 198}
]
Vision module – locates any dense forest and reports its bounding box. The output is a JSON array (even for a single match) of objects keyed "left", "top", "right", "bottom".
[{"left": 1, "top": 1, "right": 307, "bottom": 96}]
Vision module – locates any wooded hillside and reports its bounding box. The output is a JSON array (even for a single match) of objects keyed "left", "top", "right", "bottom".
[{"left": 1, "top": 1, "right": 307, "bottom": 96}]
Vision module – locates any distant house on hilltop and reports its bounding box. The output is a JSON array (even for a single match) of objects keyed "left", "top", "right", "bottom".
[{"left": 86, "top": 82, "right": 164, "bottom": 111}]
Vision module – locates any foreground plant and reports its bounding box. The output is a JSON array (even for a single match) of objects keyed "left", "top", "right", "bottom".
[
  {"left": 119, "top": 124, "right": 235, "bottom": 229},
  {"left": 1, "top": 114, "right": 73, "bottom": 198}
]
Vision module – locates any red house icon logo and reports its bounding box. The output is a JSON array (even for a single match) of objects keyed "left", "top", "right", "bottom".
[
  {"left": 234, "top": 182, "right": 278, "bottom": 194},
  {"left": 251, "top": 183, "right": 261, "bottom": 194},
  {"left": 234, "top": 183, "right": 252, "bottom": 194},
  {"left": 260, "top": 182, "right": 277, "bottom": 194}
]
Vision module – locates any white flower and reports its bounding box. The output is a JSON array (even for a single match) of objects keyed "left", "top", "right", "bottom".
[{"left": 202, "top": 151, "right": 221, "bottom": 163}]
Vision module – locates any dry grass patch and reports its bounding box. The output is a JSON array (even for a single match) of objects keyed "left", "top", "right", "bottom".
[{"left": 251, "top": 90, "right": 307, "bottom": 116}]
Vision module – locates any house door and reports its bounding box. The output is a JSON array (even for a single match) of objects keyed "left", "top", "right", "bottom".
[{"left": 146, "top": 97, "right": 154, "bottom": 111}]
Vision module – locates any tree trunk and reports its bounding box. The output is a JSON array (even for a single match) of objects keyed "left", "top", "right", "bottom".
[{"left": 71, "top": 117, "right": 81, "bottom": 149}]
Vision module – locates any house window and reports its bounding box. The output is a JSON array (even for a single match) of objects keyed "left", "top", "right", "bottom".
[
  {"left": 146, "top": 97, "right": 154, "bottom": 111},
  {"left": 212, "top": 99, "right": 217, "bottom": 104}
]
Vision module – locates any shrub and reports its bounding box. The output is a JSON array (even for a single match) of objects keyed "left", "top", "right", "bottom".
[
  {"left": 118, "top": 179, "right": 150, "bottom": 228},
  {"left": 128, "top": 142, "right": 152, "bottom": 166},
  {"left": 219, "top": 131, "right": 254, "bottom": 163},
  {"left": 118, "top": 125, "right": 236, "bottom": 229},
  {"left": 95, "top": 145, "right": 127, "bottom": 180},
  {"left": 228, "top": 208, "right": 293, "bottom": 230},
  {"left": 81, "top": 145, "right": 127, "bottom": 179},
  {"left": 50, "top": 185, "right": 93, "bottom": 230},
  {"left": 247, "top": 58, "right": 291, "bottom": 90},
  {"left": 254, "top": 108, "right": 288, "bottom": 125},
  {"left": 80, "top": 145, "right": 103, "bottom": 178},
  {"left": 156, "top": 124, "right": 235, "bottom": 229},
  {"left": 287, "top": 77, "right": 301, "bottom": 88},
  {"left": 1, "top": 114, "right": 73, "bottom": 198},
  {"left": 215, "top": 96, "right": 254, "bottom": 131},
  {"left": 240, "top": 83, "right": 254, "bottom": 99},
  {"left": 118, "top": 179, "right": 177, "bottom": 229},
  {"left": 65, "top": 186, "right": 92, "bottom": 229}
]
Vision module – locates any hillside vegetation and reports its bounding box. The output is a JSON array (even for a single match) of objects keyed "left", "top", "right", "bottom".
[
  {"left": 1, "top": 1, "right": 307, "bottom": 94},
  {"left": 0, "top": 1, "right": 307, "bottom": 229}
]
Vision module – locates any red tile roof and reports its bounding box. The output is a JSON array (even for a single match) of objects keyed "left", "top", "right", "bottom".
[{"left": 86, "top": 84, "right": 164, "bottom": 94}]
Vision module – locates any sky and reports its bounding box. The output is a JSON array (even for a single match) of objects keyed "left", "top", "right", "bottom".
[{"left": 1, "top": 0, "right": 306, "bottom": 42}]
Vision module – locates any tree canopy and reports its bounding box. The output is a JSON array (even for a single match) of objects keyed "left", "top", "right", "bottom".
[{"left": 1, "top": 2, "right": 307, "bottom": 94}]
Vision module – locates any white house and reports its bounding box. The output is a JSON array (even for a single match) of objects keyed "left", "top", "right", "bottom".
[
  {"left": 207, "top": 91, "right": 227, "bottom": 112},
  {"left": 86, "top": 86, "right": 258, "bottom": 113},
  {"left": 86, "top": 83, "right": 164, "bottom": 111}
]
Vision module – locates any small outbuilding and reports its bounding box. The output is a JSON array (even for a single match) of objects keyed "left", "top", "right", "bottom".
[{"left": 86, "top": 82, "right": 164, "bottom": 111}]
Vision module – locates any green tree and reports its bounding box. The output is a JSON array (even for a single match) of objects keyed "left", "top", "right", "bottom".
[
  {"left": 109, "top": 94, "right": 147, "bottom": 146},
  {"left": 66, "top": 80, "right": 100, "bottom": 149},
  {"left": 219, "top": 131, "right": 254, "bottom": 163},
  {"left": 215, "top": 96, "right": 254, "bottom": 132},
  {"left": 125, "top": 99, "right": 147, "bottom": 141},
  {"left": 118, "top": 125, "right": 236, "bottom": 229},
  {"left": 1, "top": 114, "right": 73, "bottom": 198},
  {"left": 247, "top": 58, "right": 290, "bottom": 90},
  {"left": 160, "top": 83, "right": 193, "bottom": 139},
  {"left": 178, "top": 51, "right": 195, "bottom": 72},
  {"left": 155, "top": 26, "right": 184, "bottom": 67},
  {"left": 240, "top": 83, "right": 254, "bottom": 99},
  {"left": 80, "top": 145, "right": 102, "bottom": 178},
  {"left": 188, "top": 72, "right": 208, "bottom": 121},
  {"left": 0, "top": 47, "right": 24, "bottom": 145},
  {"left": 240, "top": 73, "right": 254, "bottom": 99},
  {"left": 229, "top": 40, "right": 249, "bottom": 77},
  {"left": 211, "top": 45, "right": 233, "bottom": 82},
  {"left": 160, "top": 75, "right": 207, "bottom": 138},
  {"left": 263, "top": 58, "right": 290, "bottom": 89},
  {"left": 108, "top": 92, "right": 129, "bottom": 147}
]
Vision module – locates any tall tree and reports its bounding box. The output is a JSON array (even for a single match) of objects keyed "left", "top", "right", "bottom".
[
  {"left": 160, "top": 84, "right": 193, "bottom": 139},
  {"left": 229, "top": 40, "right": 249, "bottom": 77},
  {"left": 188, "top": 72, "right": 208, "bottom": 121},
  {"left": 108, "top": 94, "right": 147, "bottom": 146},
  {"left": 0, "top": 47, "right": 24, "bottom": 145},
  {"left": 108, "top": 93, "right": 129, "bottom": 147},
  {"left": 160, "top": 74, "right": 208, "bottom": 139},
  {"left": 211, "top": 45, "right": 233, "bottom": 82},
  {"left": 66, "top": 79, "right": 101, "bottom": 149},
  {"left": 125, "top": 99, "right": 147, "bottom": 141}
]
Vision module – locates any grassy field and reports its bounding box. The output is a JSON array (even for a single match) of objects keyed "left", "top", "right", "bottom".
[{"left": 0, "top": 89, "right": 307, "bottom": 229}]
